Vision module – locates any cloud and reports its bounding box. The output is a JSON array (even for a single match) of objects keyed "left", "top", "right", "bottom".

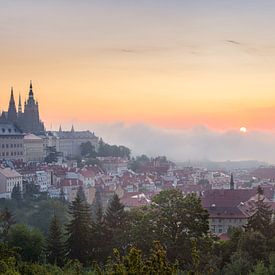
[
  {"left": 226, "top": 40, "right": 241, "bottom": 45},
  {"left": 89, "top": 123, "right": 275, "bottom": 163}
]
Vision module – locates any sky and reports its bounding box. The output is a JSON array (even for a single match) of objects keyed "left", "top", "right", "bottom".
[{"left": 1, "top": 1, "right": 275, "bottom": 161}]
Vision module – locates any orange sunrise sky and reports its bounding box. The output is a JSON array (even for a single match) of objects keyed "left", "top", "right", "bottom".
[{"left": 1, "top": 0, "right": 275, "bottom": 131}]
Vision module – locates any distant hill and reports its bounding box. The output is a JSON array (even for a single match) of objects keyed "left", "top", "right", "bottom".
[{"left": 176, "top": 160, "right": 268, "bottom": 170}]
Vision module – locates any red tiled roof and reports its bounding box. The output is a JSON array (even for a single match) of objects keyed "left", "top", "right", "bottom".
[{"left": 60, "top": 179, "right": 83, "bottom": 187}]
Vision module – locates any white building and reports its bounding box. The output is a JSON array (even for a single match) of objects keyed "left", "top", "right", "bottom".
[
  {"left": 0, "top": 167, "right": 22, "bottom": 198},
  {"left": 36, "top": 170, "right": 51, "bottom": 192},
  {"left": 49, "top": 127, "right": 99, "bottom": 158}
]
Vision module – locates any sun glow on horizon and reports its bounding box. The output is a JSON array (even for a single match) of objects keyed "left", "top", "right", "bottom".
[{"left": 240, "top": 127, "right": 247, "bottom": 133}]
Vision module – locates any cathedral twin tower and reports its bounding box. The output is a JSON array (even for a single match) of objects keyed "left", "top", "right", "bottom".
[{"left": 0, "top": 81, "right": 45, "bottom": 134}]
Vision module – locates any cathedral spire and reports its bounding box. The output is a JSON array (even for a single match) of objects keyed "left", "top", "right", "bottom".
[
  {"left": 59, "top": 125, "right": 62, "bottom": 132},
  {"left": 7, "top": 87, "right": 17, "bottom": 123},
  {"left": 29, "top": 80, "right": 34, "bottom": 99},
  {"left": 18, "top": 93, "right": 22, "bottom": 113},
  {"left": 71, "top": 125, "right": 75, "bottom": 132}
]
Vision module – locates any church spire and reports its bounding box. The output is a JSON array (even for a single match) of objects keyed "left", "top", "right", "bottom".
[
  {"left": 29, "top": 80, "right": 34, "bottom": 99},
  {"left": 7, "top": 87, "right": 17, "bottom": 123},
  {"left": 71, "top": 125, "right": 75, "bottom": 132},
  {"left": 59, "top": 125, "right": 62, "bottom": 132},
  {"left": 230, "top": 173, "right": 234, "bottom": 190},
  {"left": 18, "top": 93, "right": 22, "bottom": 113}
]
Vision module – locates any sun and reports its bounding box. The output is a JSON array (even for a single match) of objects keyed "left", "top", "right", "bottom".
[{"left": 240, "top": 127, "right": 247, "bottom": 133}]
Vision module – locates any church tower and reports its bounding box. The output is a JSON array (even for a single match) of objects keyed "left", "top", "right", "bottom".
[
  {"left": 18, "top": 93, "right": 23, "bottom": 116},
  {"left": 230, "top": 173, "right": 235, "bottom": 190},
  {"left": 19, "top": 81, "right": 45, "bottom": 134},
  {"left": 7, "top": 87, "right": 17, "bottom": 123}
]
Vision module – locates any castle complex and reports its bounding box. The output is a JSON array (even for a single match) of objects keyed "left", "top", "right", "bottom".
[
  {"left": 0, "top": 81, "right": 98, "bottom": 161},
  {"left": 0, "top": 81, "right": 45, "bottom": 134}
]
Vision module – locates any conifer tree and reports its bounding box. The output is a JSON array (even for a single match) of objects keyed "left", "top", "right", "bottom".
[
  {"left": 65, "top": 194, "right": 92, "bottom": 265},
  {"left": 104, "top": 194, "right": 127, "bottom": 253},
  {"left": 245, "top": 186, "right": 273, "bottom": 238},
  {"left": 91, "top": 188, "right": 103, "bottom": 221},
  {"left": 76, "top": 185, "right": 86, "bottom": 202},
  {"left": 45, "top": 214, "right": 65, "bottom": 266},
  {"left": 91, "top": 199, "right": 108, "bottom": 263},
  {"left": 59, "top": 187, "right": 66, "bottom": 203}
]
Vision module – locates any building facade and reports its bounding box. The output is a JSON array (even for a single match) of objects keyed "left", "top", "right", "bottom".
[
  {"left": 24, "top": 134, "right": 44, "bottom": 162},
  {"left": 0, "top": 122, "right": 25, "bottom": 161},
  {"left": 50, "top": 127, "right": 99, "bottom": 158}
]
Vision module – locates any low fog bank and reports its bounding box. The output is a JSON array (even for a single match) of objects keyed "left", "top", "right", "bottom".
[{"left": 84, "top": 123, "right": 275, "bottom": 164}]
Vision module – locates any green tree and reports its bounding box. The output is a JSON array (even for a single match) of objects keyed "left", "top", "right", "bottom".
[
  {"left": 238, "top": 231, "right": 268, "bottom": 265},
  {"left": 104, "top": 194, "right": 128, "bottom": 254},
  {"left": 45, "top": 214, "right": 65, "bottom": 267},
  {"left": 0, "top": 243, "right": 20, "bottom": 274},
  {"left": 150, "top": 189, "right": 210, "bottom": 268},
  {"left": 223, "top": 251, "right": 253, "bottom": 275},
  {"left": 250, "top": 261, "right": 268, "bottom": 275},
  {"left": 103, "top": 241, "right": 178, "bottom": 274},
  {"left": 65, "top": 194, "right": 92, "bottom": 265},
  {"left": 91, "top": 198, "right": 108, "bottom": 264},
  {"left": 0, "top": 207, "right": 15, "bottom": 243},
  {"left": 45, "top": 146, "right": 61, "bottom": 163},
  {"left": 11, "top": 183, "right": 22, "bottom": 203},
  {"left": 245, "top": 186, "right": 273, "bottom": 238},
  {"left": 91, "top": 188, "right": 103, "bottom": 221},
  {"left": 24, "top": 181, "right": 40, "bottom": 200},
  {"left": 7, "top": 224, "right": 44, "bottom": 262},
  {"left": 76, "top": 186, "right": 86, "bottom": 202},
  {"left": 59, "top": 187, "right": 66, "bottom": 203},
  {"left": 80, "top": 141, "right": 97, "bottom": 158}
]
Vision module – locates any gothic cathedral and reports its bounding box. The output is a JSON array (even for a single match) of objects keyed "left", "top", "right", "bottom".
[{"left": 0, "top": 81, "right": 45, "bottom": 134}]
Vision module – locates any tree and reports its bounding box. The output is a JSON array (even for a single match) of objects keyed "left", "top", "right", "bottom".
[
  {"left": 223, "top": 251, "right": 253, "bottom": 275},
  {"left": 76, "top": 186, "right": 86, "bottom": 202},
  {"left": 238, "top": 231, "right": 268, "bottom": 265},
  {"left": 59, "top": 187, "right": 66, "bottom": 203},
  {"left": 0, "top": 243, "right": 19, "bottom": 275},
  {"left": 7, "top": 224, "right": 44, "bottom": 262},
  {"left": 250, "top": 261, "right": 268, "bottom": 275},
  {"left": 24, "top": 181, "right": 40, "bottom": 200},
  {"left": 91, "top": 188, "right": 103, "bottom": 221},
  {"left": 91, "top": 195, "right": 108, "bottom": 264},
  {"left": 104, "top": 194, "right": 128, "bottom": 254},
  {"left": 45, "top": 215, "right": 65, "bottom": 267},
  {"left": 0, "top": 207, "right": 15, "bottom": 243},
  {"left": 65, "top": 194, "right": 92, "bottom": 265},
  {"left": 102, "top": 241, "right": 178, "bottom": 274},
  {"left": 11, "top": 183, "right": 22, "bottom": 203},
  {"left": 80, "top": 141, "right": 97, "bottom": 158},
  {"left": 245, "top": 186, "right": 273, "bottom": 238},
  {"left": 150, "top": 189, "right": 210, "bottom": 269},
  {"left": 45, "top": 146, "right": 61, "bottom": 163}
]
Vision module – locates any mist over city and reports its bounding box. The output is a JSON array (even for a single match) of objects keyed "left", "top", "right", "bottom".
[{"left": 1, "top": 1, "right": 275, "bottom": 274}]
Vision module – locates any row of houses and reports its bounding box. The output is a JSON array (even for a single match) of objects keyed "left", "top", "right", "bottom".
[{"left": 1, "top": 160, "right": 275, "bottom": 238}]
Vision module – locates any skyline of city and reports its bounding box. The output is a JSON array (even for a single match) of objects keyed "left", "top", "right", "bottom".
[{"left": 1, "top": 1, "right": 275, "bottom": 131}]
